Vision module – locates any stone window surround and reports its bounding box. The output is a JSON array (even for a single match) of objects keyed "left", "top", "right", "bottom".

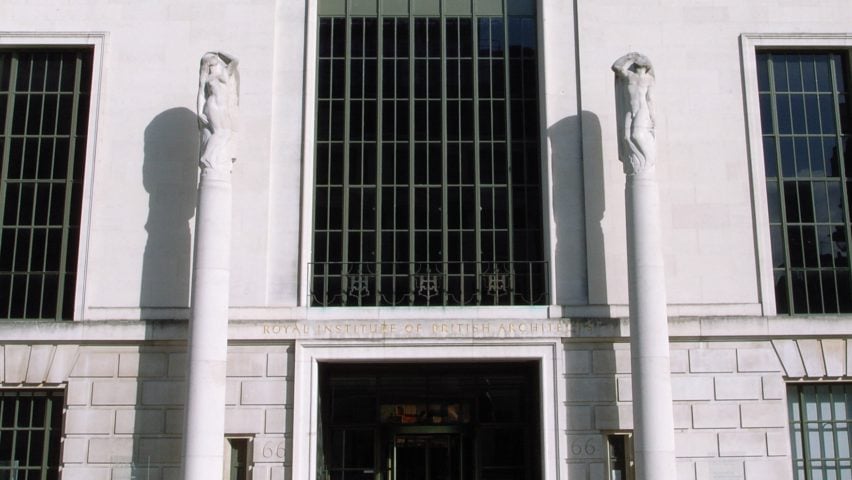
[
  {"left": 740, "top": 33, "right": 852, "bottom": 317},
  {"left": 0, "top": 32, "right": 106, "bottom": 321},
  {"left": 297, "top": 1, "right": 562, "bottom": 310},
  {"left": 291, "top": 340, "right": 567, "bottom": 480}
]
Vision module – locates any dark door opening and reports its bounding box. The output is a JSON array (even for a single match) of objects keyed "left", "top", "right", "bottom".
[
  {"left": 318, "top": 362, "right": 540, "bottom": 480},
  {"left": 391, "top": 430, "right": 470, "bottom": 480}
]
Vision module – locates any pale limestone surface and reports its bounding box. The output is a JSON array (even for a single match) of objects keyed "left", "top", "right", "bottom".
[{"left": 0, "top": 1, "right": 851, "bottom": 479}]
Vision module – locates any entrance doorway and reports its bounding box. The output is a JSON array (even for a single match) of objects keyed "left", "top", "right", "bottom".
[
  {"left": 318, "top": 362, "right": 540, "bottom": 480},
  {"left": 391, "top": 430, "right": 470, "bottom": 480}
]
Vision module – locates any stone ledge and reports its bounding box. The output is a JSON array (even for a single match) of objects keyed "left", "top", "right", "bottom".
[{"left": 0, "top": 315, "right": 849, "bottom": 343}]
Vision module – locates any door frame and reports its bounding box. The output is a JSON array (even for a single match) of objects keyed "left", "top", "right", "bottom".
[{"left": 292, "top": 340, "right": 567, "bottom": 480}]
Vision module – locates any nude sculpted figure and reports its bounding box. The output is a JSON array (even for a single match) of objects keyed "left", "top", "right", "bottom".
[
  {"left": 612, "top": 52, "right": 655, "bottom": 175},
  {"left": 197, "top": 52, "right": 239, "bottom": 175}
]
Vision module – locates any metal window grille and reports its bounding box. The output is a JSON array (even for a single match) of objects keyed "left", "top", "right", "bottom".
[
  {"left": 0, "top": 50, "right": 92, "bottom": 320},
  {"left": 312, "top": 0, "right": 546, "bottom": 306},
  {"left": 757, "top": 51, "right": 852, "bottom": 314},
  {"left": 788, "top": 383, "right": 852, "bottom": 480},
  {"left": 0, "top": 390, "right": 64, "bottom": 480}
]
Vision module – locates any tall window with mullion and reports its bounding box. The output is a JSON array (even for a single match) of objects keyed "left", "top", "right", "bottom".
[
  {"left": 312, "top": 0, "right": 545, "bottom": 307},
  {"left": 788, "top": 384, "right": 852, "bottom": 480},
  {"left": 757, "top": 51, "right": 852, "bottom": 314},
  {"left": 0, "top": 50, "right": 92, "bottom": 320}
]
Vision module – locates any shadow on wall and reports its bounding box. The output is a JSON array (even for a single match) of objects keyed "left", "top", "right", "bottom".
[
  {"left": 579, "top": 111, "right": 607, "bottom": 305},
  {"left": 564, "top": 341, "right": 628, "bottom": 474},
  {"left": 141, "top": 108, "right": 199, "bottom": 312},
  {"left": 546, "top": 111, "right": 604, "bottom": 305}
]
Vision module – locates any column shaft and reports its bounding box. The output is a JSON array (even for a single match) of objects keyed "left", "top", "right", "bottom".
[
  {"left": 626, "top": 173, "right": 676, "bottom": 480},
  {"left": 182, "top": 175, "right": 231, "bottom": 480}
]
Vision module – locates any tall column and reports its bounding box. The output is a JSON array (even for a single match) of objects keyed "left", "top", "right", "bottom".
[
  {"left": 182, "top": 52, "right": 239, "bottom": 480},
  {"left": 612, "top": 52, "right": 676, "bottom": 480}
]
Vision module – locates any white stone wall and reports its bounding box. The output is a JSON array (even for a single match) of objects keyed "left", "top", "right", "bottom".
[
  {"left": 561, "top": 339, "right": 852, "bottom": 480},
  {"left": 574, "top": 0, "right": 852, "bottom": 312},
  {"left": 0, "top": 343, "right": 294, "bottom": 480},
  {"left": 3, "top": 0, "right": 849, "bottom": 315}
]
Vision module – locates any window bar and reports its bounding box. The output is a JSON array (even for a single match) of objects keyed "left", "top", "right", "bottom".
[
  {"left": 798, "top": 386, "right": 814, "bottom": 479},
  {"left": 440, "top": 10, "right": 449, "bottom": 307},
  {"left": 407, "top": 11, "right": 416, "bottom": 306},
  {"left": 29, "top": 64, "right": 45, "bottom": 317},
  {"left": 341, "top": 14, "right": 353, "bottom": 306},
  {"left": 502, "top": 7, "right": 515, "bottom": 306},
  {"left": 471, "top": 16, "right": 483, "bottom": 305},
  {"left": 22, "top": 53, "right": 35, "bottom": 318},
  {"left": 374, "top": 15, "right": 385, "bottom": 308},
  {"left": 830, "top": 54, "right": 852, "bottom": 309},
  {"left": 0, "top": 54, "right": 18, "bottom": 317},
  {"left": 10, "top": 397, "right": 20, "bottom": 476},
  {"left": 816, "top": 386, "right": 828, "bottom": 478},
  {"left": 57, "top": 53, "right": 83, "bottom": 319},
  {"left": 828, "top": 386, "right": 840, "bottom": 479},
  {"left": 808, "top": 56, "right": 825, "bottom": 313},
  {"left": 767, "top": 54, "right": 796, "bottom": 312}
]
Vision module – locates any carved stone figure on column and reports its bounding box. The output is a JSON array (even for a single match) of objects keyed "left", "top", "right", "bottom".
[
  {"left": 197, "top": 51, "right": 239, "bottom": 176},
  {"left": 612, "top": 52, "right": 655, "bottom": 175}
]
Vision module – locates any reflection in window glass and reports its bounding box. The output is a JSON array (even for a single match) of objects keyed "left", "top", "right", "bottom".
[
  {"left": 757, "top": 51, "right": 852, "bottom": 314},
  {"left": 788, "top": 384, "right": 852, "bottom": 480}
]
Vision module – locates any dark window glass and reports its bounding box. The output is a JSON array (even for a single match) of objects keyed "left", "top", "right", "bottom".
[
  {"left": 757, "top": 51, "right": 852, "bottom": 314},
  {"left": 312, "top": 1, "right": 545, "bottom": 306},
  {"left": 0, "top": 50, "right": 92, "bottom": 320},
  {"left": 0, "top": 391, "right": 64, "bottom": 479}
]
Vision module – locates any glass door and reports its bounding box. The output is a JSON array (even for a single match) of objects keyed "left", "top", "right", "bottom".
[{"left": 390, "top": 431, "right": 471, "bottom": 480}]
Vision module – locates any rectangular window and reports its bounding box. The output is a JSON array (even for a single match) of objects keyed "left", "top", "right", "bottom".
[
  {"left": 0, "top": 49, "right": 93, "bottom": 320},
  {"left": 605, "top": 432, "right": 634, "bottom": 480},
  {"left": 311, "top": 0, "right": 546, "bottom": 307},
  {"left": 788, "top": 383, "right": 852, "bottom": 480},
  {"left": 0, "top": 390, "right": 64, "bottom": 479},
  {"left": 224, "top": 437, "right": 251, "bottom": 480},
  {"left": 757, "top": 51, "right": 852, "bottom": 314}
]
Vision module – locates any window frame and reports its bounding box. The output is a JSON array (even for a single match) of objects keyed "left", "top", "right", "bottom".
[
  {"left": 0, "top": 33, "right": 105, "bottom": 321},
  {"left": 740, "top": 33, "right": 852, "bottom": 316},
  {"left": 0, "top": 389, "right": 65, "bottom": 479},
  {"left": 786, "top": 382, "right": 852, "bottom": 480},
  {"left": 307, "top": 0, "right": 547, "bottom": 308}
]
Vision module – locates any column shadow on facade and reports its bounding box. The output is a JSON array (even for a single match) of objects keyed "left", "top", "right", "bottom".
[
  {"left": 563, "top": 342, "right": 627, "bottom": 475},
  {"left": 141, "top": 108, "right": 199, "bottom": 315},
  {"left": 546, "top": 112, "right": 606, "bottom": 304},
  {"left": 130, "top": 344, "right": 187, "bottom": 479},
  {"left": 579, "top": 111, "right": 608, "bottom": 305}
]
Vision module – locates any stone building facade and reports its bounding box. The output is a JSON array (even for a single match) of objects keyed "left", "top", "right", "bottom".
[{"left": 0, "top": 1, "right": 850, "bottom": 479}]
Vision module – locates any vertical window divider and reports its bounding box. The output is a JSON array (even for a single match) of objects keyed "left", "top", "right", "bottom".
[
  {"left": 56, "top": 53, "right": 84, "bottom": 320},
  {"left": 407, "top": 8, "right": 416, "bottom": 298},
  {"left": 0, "top": 54, "right": 17, "bottom": 317},
  {"left": 341, "top": 13, "right": 354, "bottom": 305},
  {"left": 797, "top": 386, "right": 813, "bottom": 478},
  {"left": 768, "top": 55, "right": 796, "bottom": 309},
  {"left": 471, "top": 16, "right": 483, "bottom": 304},
  {"left": 40, "top": 394, "right": 55, "bottom": 475},
  {"left": 375, "top": 14, "right": 385, "bottom": 307},
  {"left": 831, "top": 54, "right": 852, "bottom": 306},
  {"left": 440, "top": 6, "right": 449, "bottom": 306},
  {"left": 502, "top": 1, "right": 515, "bottom": 305}
]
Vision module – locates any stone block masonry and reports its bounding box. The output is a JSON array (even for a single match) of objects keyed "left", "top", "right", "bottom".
[
  {"left": 0, "top": 343, "right": 295, "bottom": 480},
  {"left": 563, "top": 341, "right": 794, "bottom": 479}
]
